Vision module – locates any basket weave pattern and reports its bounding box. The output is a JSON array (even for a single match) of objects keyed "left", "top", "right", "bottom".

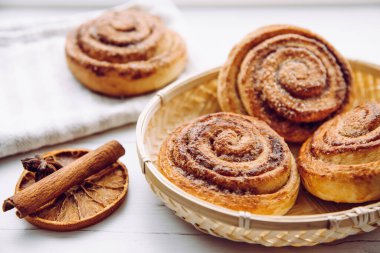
[
  {"left": 137, "top": 60, "right": 380, "bottom": 247},
  {"left": 149, "top": 180, "right": 380, "bottom": 247}
]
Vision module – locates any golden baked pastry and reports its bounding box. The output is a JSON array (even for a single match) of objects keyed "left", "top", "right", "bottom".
[
  {"left": 65, "top": 9, "right": 187, "bottom": 97},
  {"left": 218, "top": 25, "right": 352, "bottom": 143},
  {"left": 158, "top": 112, "right": 300, "bottom": 215},
  {"left": 298, "top": 103, "right": 380, "bottom": 203}
]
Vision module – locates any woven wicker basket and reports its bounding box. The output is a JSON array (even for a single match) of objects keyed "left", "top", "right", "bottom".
[{"left": 136, "top": 60, "right": 380, "bottom": 247}]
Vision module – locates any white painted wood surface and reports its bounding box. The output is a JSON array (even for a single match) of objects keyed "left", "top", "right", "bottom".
[{"left": 1, "top": 4, "right": 380, "bottom": 252}]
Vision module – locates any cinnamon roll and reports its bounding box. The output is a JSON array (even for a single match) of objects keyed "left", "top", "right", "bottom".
[
  {"left": 298, "top": 103, "right": 380, "bottom": 203},
  {"left": 65, "top": 9, "right": 187, "bottom": 97},
  {"left": 218, "top": 25, "right": 352, "bottom": 142},
  {"left": 158, "top": 112, "right": 300, "bottom": 215}
]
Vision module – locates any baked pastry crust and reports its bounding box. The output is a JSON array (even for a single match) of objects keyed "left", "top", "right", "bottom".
[
  {"left": 217, "top": 25, "right": 352, "bottom": 142},
  {"left": 298, "top": 103, "right": 380, "bottom": 203},
  {"left": 65, "top": 9, "right": 187, "bottom": 97},
  {"left": 158, "top": 112, "right": 299, "bottom": 215}
]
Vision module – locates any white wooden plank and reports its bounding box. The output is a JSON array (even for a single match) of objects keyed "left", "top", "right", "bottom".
[{"left": 0, "top": 227, "right": 379, "bottom": 253}]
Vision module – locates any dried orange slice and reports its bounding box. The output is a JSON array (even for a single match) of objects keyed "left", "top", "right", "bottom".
[{"left": 14, "top": 149, "right": 128, "bottom": 231}]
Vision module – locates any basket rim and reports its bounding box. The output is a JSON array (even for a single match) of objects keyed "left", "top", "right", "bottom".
[{"left": 136, "top": 59, "right": 380, "bottom": 231}]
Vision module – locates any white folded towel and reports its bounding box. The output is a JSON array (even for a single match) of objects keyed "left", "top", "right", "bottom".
[{"left": 0, "top": 0, "right": 196, "bottom": 158}]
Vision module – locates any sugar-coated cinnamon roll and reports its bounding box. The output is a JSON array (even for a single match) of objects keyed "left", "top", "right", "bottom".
[
  {"left": 66, "top": 9, "right": 187, "bottom": 97},
  {"left": 158, "top": 112, "right": 300, "bottom": 215},
  {"left": 218, "top": 25, "right": 352, "bottom": 142},
  {"left": 298, "top": 103, "right": 380, "bottom": 203}
]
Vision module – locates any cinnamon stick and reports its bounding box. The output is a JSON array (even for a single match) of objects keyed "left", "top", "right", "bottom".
[{"left": 2, "top": 140, "right": 125, "bottom": 218}]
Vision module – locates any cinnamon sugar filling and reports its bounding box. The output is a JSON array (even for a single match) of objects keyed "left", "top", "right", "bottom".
[
  {"left": 66, "top": 9, "right": 186, "bottom": 79},
  {"left": 167, "top": 113, "right": 291, "bottom": 194},
  {"left": 310, "top": 103, "right": 380, "bottom": 164}
]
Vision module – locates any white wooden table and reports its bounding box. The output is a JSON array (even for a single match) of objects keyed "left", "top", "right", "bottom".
[{"left": 1, "top": 4, "right": 380, "bottom": 252}]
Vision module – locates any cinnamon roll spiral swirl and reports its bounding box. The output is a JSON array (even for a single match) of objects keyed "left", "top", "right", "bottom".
[
  {"left": 66, "top": 9, "right": 187, "bottom": 97},
  {"left": 158, "top": 113, "right": 299, "bottom": 215},
  {"left": 218, "top": 25, "right": 352, "bottom": 142},
  {"left": 298, "top": 103, "right": 380, "bottom": 203}
]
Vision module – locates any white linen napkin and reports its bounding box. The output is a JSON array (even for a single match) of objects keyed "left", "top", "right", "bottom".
[{"left": 0, "top": 0, "right": 197, "bottom": 158}]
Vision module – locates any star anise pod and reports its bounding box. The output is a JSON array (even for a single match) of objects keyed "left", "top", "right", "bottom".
[{"left": 21, "top": 155, "right": 63, "bottom": 181}]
